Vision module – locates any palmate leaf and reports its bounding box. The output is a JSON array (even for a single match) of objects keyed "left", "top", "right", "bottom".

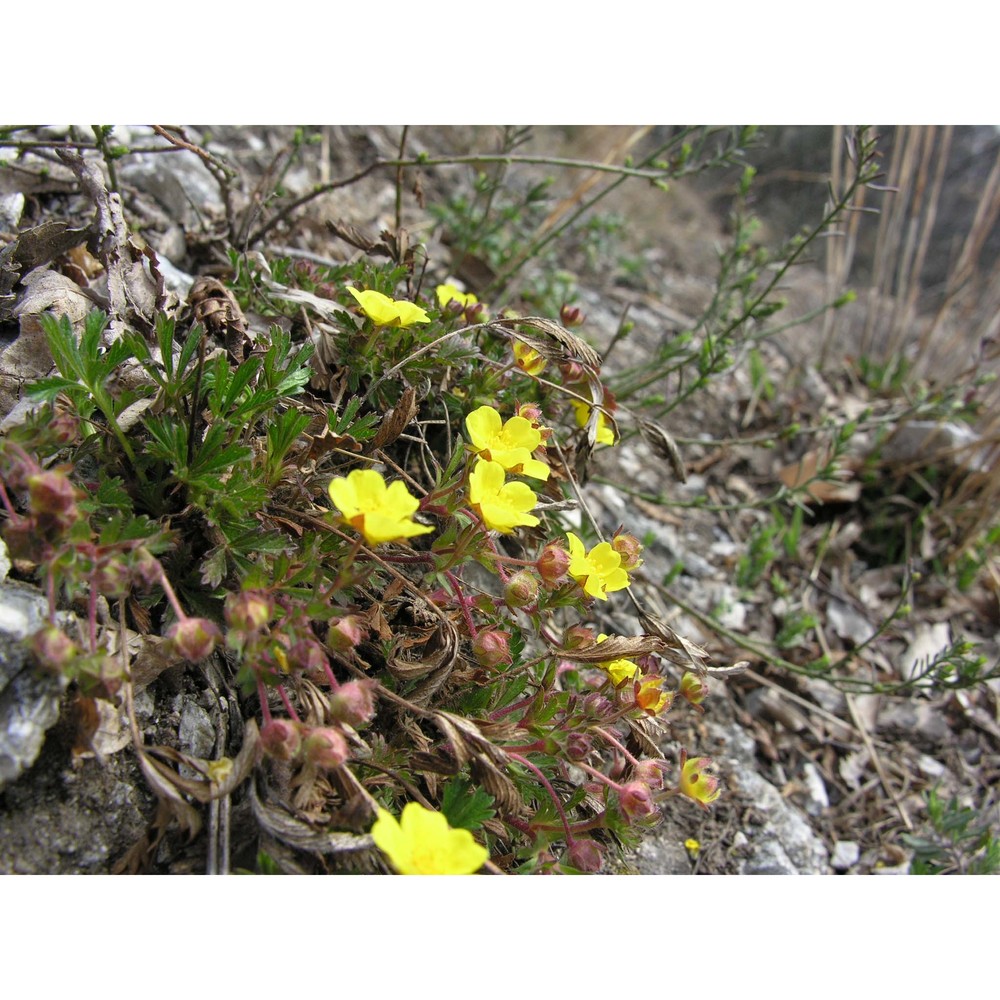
[{"left": 440, "top": 778, "right": 496, "bottom": 831}]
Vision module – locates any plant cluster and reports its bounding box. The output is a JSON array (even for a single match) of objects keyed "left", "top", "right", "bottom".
[{"left": 2, "top": 245, "right": 726, "bottom": 873}]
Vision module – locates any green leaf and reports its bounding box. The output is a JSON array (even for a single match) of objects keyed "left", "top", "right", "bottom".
[{"left": 440, "top": 778, "right": 496, "bottom": 831}]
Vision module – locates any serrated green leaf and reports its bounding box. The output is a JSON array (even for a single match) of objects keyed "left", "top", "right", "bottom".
[{"left": 440, "top": 778, "right": 496, "bottom": 831}]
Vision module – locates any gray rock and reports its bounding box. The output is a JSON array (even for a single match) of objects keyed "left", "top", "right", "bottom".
[
  {"left": 831, "top": 840, "right": 860, "bottom": 871},
  {"left": 799, "top": 761, "right": 830, "bottom": 817},
  {"left": 0, "top": 582, "right": 68, "bottom": 789},
  {"left": 711, "top": 720, "right": 830, "bottom": 874}
]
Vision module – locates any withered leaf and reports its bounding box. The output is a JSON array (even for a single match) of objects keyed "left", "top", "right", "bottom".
[
  {"left": 250, "top": 778, "right": 377, "bottom": 859},
  {"left": 553, "top": 633, "right": 689, "bottom": 664},
  {"left": 778, "top": 449, "right": 861, "bottom": 504},
  {"left": 326, "top": 219, "right": 390, "bottom": 257},
  {"left": 371, "top": 385, "right": 418, "bottom": 450},
  {"left": 490, "top": 315, "right": 603, "bottom": 371},
  {"left": 637, "top": 418, "right": 687, "bottom": 483}
]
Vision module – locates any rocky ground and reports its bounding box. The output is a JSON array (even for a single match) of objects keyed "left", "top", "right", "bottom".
[{"left": 1, "top": 125, "right": 997, "bottom": 874}]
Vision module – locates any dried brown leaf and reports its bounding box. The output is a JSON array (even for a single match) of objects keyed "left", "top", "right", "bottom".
[
  {"left": 250, "top": 778, "right": 378, "bottom": 860},
  {"left": 553, "top": 633, "right": 693, "bottom": 664},
  {"left": 371, "top": 385, "right": 418, "bottom": 450},
  {"left": 637, "top": 418, "right": 687, "bottom": 483},
  {"left": 778, "top": 450, "right": 861, "bottom": 504},
  {"left": 490, "top": 316, "right": 603, "bottom": 371}
]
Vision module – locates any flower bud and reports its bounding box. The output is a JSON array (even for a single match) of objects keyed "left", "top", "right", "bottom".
[
  {"left": 559, "top": 361, "right": 586, "bottom": 384},
  {"left": 29, "top": 624, "right": 78, "bottom": 671},
  {"left": 289, "top": 637, "right": 328, "bottom": 676},
  {"left": 260, "top": 718, "right": 302, "bottom": 762},
  {"left": 94, "top": 556, "right": 131, "bottom": 599},
  {"left": 3, "top": 517, "right": 43, "bottom": 562},
  {"left": 631, "top": 758, "right": 668, "bottom": 791},
  {"left": 504, "top": 570, "right": 539, "bottom": 609},
  {"left": 679, "top": 671, "right": 708, "bottom": 707},
  {"left": 567, "top": 838, "right": 603, "bottom": 872},
  {"left": 302, "top": 726, "right": 349, "bottom": 769},
  {"left": 49, "top": 409, "right": 80, "bottom": 446},
  {"left": 328, "top": 679, "right": 377, "bottom": 727},
  {"left": 560, "top": 303, "right": 585, "bottom": 327},
  {"left": 131, "top": 548, "right": 162, "bottom": 590},
  {"left": 619, "top": 780, "right": 657, "bottom": 820},
  {"left": 512, "top": 341, "right": 546, "bottom": 376},
  {"left": 565, "top": 732, "right": 593, "bottom": 761},
  {"left": 28, "top": 469, "right": 79, "bottom": 535},
  {"left": 611, "top": 532, "right": 644, "bottom": 571},
  {"left": 328, "top": 615, "right": 366, "bottom": 652},
  {"left": 167, "top": 617, "right": 222, "bottom": 662},
  {"left": 225, "top": 590, "right": 273, "bottom": 633},
  {"left": 537, "top": 543, "right": 571, "bottom": 585},
  {"left": 464, "top": 301, "right": 487, "bottom": 324},
  {"left": 472, "top": 629, "right": 512, "bottom": 669},
  {"left": 562, "top": 624, "right": 596, "bottom": 650}
]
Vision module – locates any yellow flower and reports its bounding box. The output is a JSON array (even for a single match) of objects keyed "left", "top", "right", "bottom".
[
  {"left": 370, "top": 802, "right": 489, "bottom": 875},
  {"left": 571, "top": 400, "right": 616, "bottom": 446},
  {"left": 465, "top": 405, "right": 550, "bottom": 480},
  {"left": 635, "top": 674, "right": 673, "bottom": 715},
  {"left": 596, "top": 633, "right": 639, "bottom": 685},
  {"left": 347, "top": 286, "right": 430, "bottom": 327},
  {"left": 512, "top": 341, "right": 547, "bottom": 377},
  {"left": 566, "top": 532, "right": 630, "bottom": 601},
  {"left": 678, "top": 750, "right": 721, "bottom": 809},
  {"left": 468, "top": 459, "right": 540, "bottom": 534},
  {"left": 328, "top": 469, "right": 433, "bottom": 545},
  {"left": 435, "top": 283, "right": 478, "bottom": 309},
  {"left": 684, "top": 837, "right": 701, "bottom": 858}
]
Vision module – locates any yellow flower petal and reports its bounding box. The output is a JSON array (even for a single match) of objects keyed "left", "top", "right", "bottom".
[
  {"left": 465, "top": 406, "right": 550, "bottom": 481},
  {"left": 566, "top": 532, "right": 631, "bottom": 601},
  {"left": 469, "top": 459, "right": 540, "bottom": 534},
  {"left": 571, "top": 401, "right": 616, "bottom": 446},
  {"left": 347, "top": 286, "right": 430, "bottom": 327},
  {"left": 371, "top": 803, "right": 489, "bottom": 875},
  {"left": 328, "top": 469, "right": 433, "bottom": 545},
  {"left": 436, "top": 283, "right": 478, "bottom": 309}
]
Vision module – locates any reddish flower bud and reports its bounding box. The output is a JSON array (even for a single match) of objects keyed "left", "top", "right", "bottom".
[
  {"left": 562, "top": 624, "right": 596, "bottom": 650},
  {"left": 93, "top": 556, "right": 131, "bottom": 598},
  {"left": 560, "top": 361, "right": 586, "bottom": 384},
  {"left": 260, "top": 718, "right": 303, "bottom": 762},
  {"left": 49, "top": 410, "right": 80, "bottom": 446},
  {"left": 328, "top": 679, "right": 377, "bottom": 727},
  {"left": 3, "top": 517, "right": 43, "bottom": 562},
  {"left": 289, "top": 637, "right": 328, "bottom": 676},
  {"left": 167, "top": 617, "right": 222, "bottom": 662},
  {"left": 505, "top": 570, "right": 540, "bottom": 609},
  {"left": 611, "top": 532, "right": 644, "bottom": 571},
  {"left": 464, "top": 301, "right": 487, "bottom": 324},
  {"left": 131, "top": 548, "right": 162, "bottom": 590},
  {"left": 29, "top": 624, "right": 78, "bottom": 671},
  {"left": 560, "top": 303, "right": 585, "bottom": 327},
  {"left": 225, "top": 590, "right": 273, "bottom": 633},
  {"left": 328, "top": 615, "right": 367, "bottom": 652},
  {"left": 472, "top": 629, "right": 512, "bottom": 669},
  {"left": 565, "top": 732, "right": 593, "bottom": 761},
  {"left": 28, "top": 470, "right": 79, "bottom": 535},
  {"left": 537, "top": 543, "right": 571, "bottom": 585},
  {"left": 567, "top": 838, "right": 603, "bottom": 873},
  {"left": 302, "top": 726, "right": 349, "bottom": 769},
  {"left": 619, "top": 780, "right": 657, "bottom": 820},
  {"left": 631, "top": 758, "right": 668, "bottom": 791}
]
